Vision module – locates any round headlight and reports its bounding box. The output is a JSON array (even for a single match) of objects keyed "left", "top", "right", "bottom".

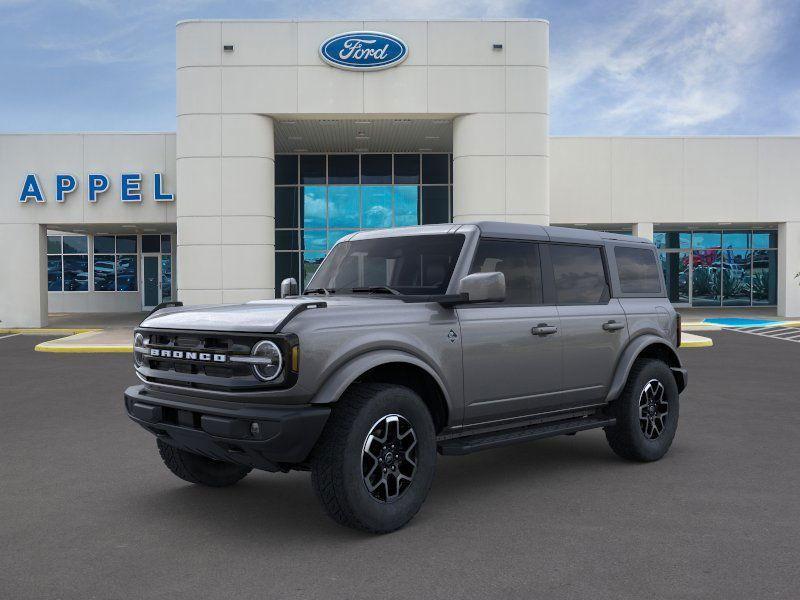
[
  {"left": 251, "top": 340, "right": 283, "bottom": 382},
  {"left": 133, "top": 333, "right": 145, "bottom": 367}
]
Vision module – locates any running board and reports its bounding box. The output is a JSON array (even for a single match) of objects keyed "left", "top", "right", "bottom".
[{"left": 437, "top": 415, "right": 616, "bottom": 456}]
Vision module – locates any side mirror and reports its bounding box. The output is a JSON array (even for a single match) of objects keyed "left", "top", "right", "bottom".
[
  {"left": 457, "top": 272, "right": 506, "bottom": 303},
  {"left": 280, "top": 277, "right": 299, "bottom": 298}
]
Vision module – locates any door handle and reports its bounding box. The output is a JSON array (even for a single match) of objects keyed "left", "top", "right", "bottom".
[
  {"left": 602, "top": 320, "right": 625, "bottom": 332},
  {"left": 531, "top": 323, "right": 558, "bottom": 336}
]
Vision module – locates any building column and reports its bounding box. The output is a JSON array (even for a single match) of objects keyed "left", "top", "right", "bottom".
[
  {"left": 0, "top": 224, "right": 47, "bottom": 327},
  {"left": 778, "top": 222, "right": 800, "bottom": 318},
  {"left": 632, "top": 222, "right": 654, "bottom": 241},
  {"left": 177, "top": 114, "right": 275, "bottom": 305},
  {"left": 452, "top": 113, "right": 549, "bottom": 225}
]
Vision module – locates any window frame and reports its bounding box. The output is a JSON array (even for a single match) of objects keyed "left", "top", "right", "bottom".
[
  {"left": 46, "top": 234, "right": 90, "bottom": 293},
  {"left": 544, "top": 242, "right": 614, "bottom": 306},
  {"left": 612, "top": 244, "right": 667, "bottom": 297},
  {"left": 92, "top": 234, "right": 139, "bottom": 293}
]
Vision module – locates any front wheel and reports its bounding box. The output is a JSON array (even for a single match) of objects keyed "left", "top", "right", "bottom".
[
  {"left": 157, "top": 439, "right": 252, "bottom": 487},
  {"left": 605, "top": 359, "right": 680, "bottom": 462},
  {"left": 310, "top": 383, "right": 437, "bottom": 534}
]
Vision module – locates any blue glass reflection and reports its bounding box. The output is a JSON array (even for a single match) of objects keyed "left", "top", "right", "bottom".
[
  {"left": 62, "top": 235, "right": 88, "bottom": 254},
  {"left": 752, "top": 231, "right": 777, "bottom": 249},
  {"left": 692, "top": 231, "right": 721, "bottom": 249},
  {"left": 302, "top": 230, "right": 327, "bottom": 251},
  {"left": 302, "top": 252, "right": 326, "bottom": 287},
  {"left": 47, "top": 256, "right": 62, "bottom": 291},
  {"left": 63, "top": 255, "right": 89, "bottom": 291},
  {"left": 94, "top": 255, "right": 116, "bottom": 291},
  {"left": 328, "top": 186, "right": 360, "bottom": 228},
  {"left": 722, "top": 231, "right": 750, "bottom": 249},
  {"left": 116, "top": 255, "right": 137, "bottom": 291},
  {"left": 394, "top": 185, "right": 419, "bottom": 226},
  {"left": 328, "top": 230, "right": 358, "bottom": 248},
  {"left": 362, "top": 186, "right": 392, "bottom": 228},
  {"left": 303, "top": 186, "right": 326, "bottom": 229}
]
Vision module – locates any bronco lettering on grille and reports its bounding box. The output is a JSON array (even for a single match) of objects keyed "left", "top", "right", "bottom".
[{"left": 149, "top": 348, "right": 227, "bottom": 363}]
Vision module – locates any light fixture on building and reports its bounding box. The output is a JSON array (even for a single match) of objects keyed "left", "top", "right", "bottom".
[
  {"left": 223, "top": 44, "right": 235, "bottom": 52},
  {"left": 718, "top": 222, "right": 732, "bottom": 225},
  {"left": 293, "top": 148, "right": 308, "bottom": 152},
  {"left": 355, "top": 120, "right": 372, "bottom": 125},
  {"left": 419, "top": 147, "right": 433, "bottom": 152},
  {"left": 280, "top": 120, "right": 297, "bottom": 125},
  {"left": 425, "top": 136, "right": 440, "bottom": 140},
  {"left": 354, "top": 147, "right": 368, "bottom": 153},
  {"left": 493, "top": 43, "right": 503, "bottom": 50},
  {"left": 393, "top": 119, "right": 412, "bottom": 125}
]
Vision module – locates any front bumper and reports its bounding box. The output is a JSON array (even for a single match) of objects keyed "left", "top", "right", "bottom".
[{"left": 124, "top": 385, "right": 330, "bottom": 471}]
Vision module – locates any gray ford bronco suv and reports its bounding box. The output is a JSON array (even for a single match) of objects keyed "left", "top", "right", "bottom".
[{"left": 125, "top": 222, "right": 686, "bottom": 533}]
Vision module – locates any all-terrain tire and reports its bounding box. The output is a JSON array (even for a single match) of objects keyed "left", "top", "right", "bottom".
[
  {"left": 310, "top": 383, "right": 437, "bottom": 534},
  {"left": 157, "top": 439, "right": 252, "bottom": 487},
  {"left": 605, "top": 359, "right": 680, "bottom": 462}
]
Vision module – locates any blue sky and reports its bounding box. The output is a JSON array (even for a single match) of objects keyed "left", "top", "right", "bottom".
[{"left": 1, "top": 0, "right": 798, "bottom": 135}]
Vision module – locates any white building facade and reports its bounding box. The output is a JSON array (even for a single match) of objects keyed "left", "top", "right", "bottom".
[{"left": 1, "top": 19, "right": 798, "bottom": 327}]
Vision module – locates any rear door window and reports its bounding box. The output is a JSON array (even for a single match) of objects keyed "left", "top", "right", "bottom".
[
  {"left": 550, "top": 244, "right": 609, "bottom": 305},
  {"left": 470, "top": 240, "right": 543, "bottom": 305},
  {"left": 615, "top": 246, "right": 662, "bottom": 294}
]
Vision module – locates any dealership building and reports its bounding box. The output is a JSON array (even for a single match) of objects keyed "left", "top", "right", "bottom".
[{"left": 1, "top": 18, "right": 799, "bottom": 327}]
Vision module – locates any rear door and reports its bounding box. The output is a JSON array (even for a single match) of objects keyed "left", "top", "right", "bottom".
[
  {"left": 545, "top": 243, "right": 629, "bottom": 406},
  {"left": 458, "top": 239, "right": 563, "bottom": 427}
]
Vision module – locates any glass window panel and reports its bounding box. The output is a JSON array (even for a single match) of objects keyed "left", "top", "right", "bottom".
[
  {"left": 470, "top": 240, "right": 542, "bottom": 305},
  {"left": 421, "top": 186, "right": 449, "bottom": 224},
  {"left": 328, "top": 230, "right": 358, "bottom": 249},
  {"left": 302, "top": 229, "right": 327, "bottom": 251},
  {"left": 94, "top": 235, "right": 115, "bottom": 254},
  {"left": 692, "top": 231, "right": 721, "bottom": 249},
  {"left": 116, "top": 235, "right": 137, "bottom": 254},
  {"left": 275, "top": 229, "right": 299, "bottom": 251},
  {"left": 161, "top": 255, "right": 172, "bottom": 300},
  {"left": 63, "top": 255, "right": 89, "bottom": 291},
  {"left": 654, "top": 231, "right": 691, "bottom": 249},
  {"left": 362, "top": 186, "right": 392, "bottom": 228},
  {"left": 47, "top": 256, "right": 62, "bottom": 291},
  {"left": 361, "top": 154, "right": 392, "bottom": 184},
  {"left": 660, "top": 251, "right": 689, "bottom": 303},
  {"left": 93, "top": 255, "right": 116, "bottom": 291},
  {"left": 614, "top": 247, "right": 662, "bottom": 294},
  {"left": 62, "top": 235, "right": 88, "bottom": 254},
  {"left": 275, "top": 187, "right": 299, "bottom": 228},
  {"left": 722, "top": 231, "right": 750, "bottom": 249},
  {"left": 302, "top": 252, "right": 327, "bottom": 288},
  {"left": 302, "top": 186, "right": 326, "bottom": 229},
  {"left": 141, "top": 234, "right": 160, "bottom": 253},
  {"left": 116, "top": 255, "right": 138, "bottom": 291},
  {"left": 275, "top": 252, "right": 299, "bottom": 291},
  {"left": 722, "top": 249, "right": 751, "bottom": 306},
  {"left": 47, "top": 235, "right": 62, "bottom": 254},
  {"left": 394, "top": 154, "right": 420, "bottom": 184},
  {"left": 752, "top": 230, "right": 778, "bottom": 249},
  {"left": 328, "top": 155, "right": 359, "bottom": 184},
  {"left": 300, "top": 154, "right": 326, "bottom": 184},
  {"left": 161, "top": 235, "right": 172, "bottom": 254},
  {"left": 275, "top": 155, "right": 298, "bottom": 185},
  {"left": 421, "top": 154, "right": 448, "bottom": 184},
  {"left": 328, "top": 186, "right": 360, "bottom": 228},
  {"left": 691, "top": 250, "right": 721, "bottom": 306},
  {"left": 550, "top": 245, "right": 609, "bottom": 304},
  {"left": 394, "top": 185, "right": 419, "bottom": 227},
  {"left": 752, "top": 249, "right": 777, "bottom": 305}
]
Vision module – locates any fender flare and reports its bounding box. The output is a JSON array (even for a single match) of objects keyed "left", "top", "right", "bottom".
[
  {"left": 309, "top": 349, "right": 453, "bottom": 410},
  {"left": 605, "top": 334, "right": 685, "bottom": 402}
]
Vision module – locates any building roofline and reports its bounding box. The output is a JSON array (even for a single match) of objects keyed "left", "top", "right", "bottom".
[
  {"left": 176, "top": 18, "right": 549, "bottom": 26},
  {"left": 0, "top": 131, "right": 175, "bottom": 136}
]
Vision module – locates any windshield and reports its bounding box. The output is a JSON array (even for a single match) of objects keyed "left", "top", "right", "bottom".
[{"left": 306, "top": 234, "right": 465, "bottom": 296}]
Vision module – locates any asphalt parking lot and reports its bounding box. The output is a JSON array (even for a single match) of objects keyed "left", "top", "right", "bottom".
[{"left": 1, "top": 331, "right": 798, "bottom": 599}]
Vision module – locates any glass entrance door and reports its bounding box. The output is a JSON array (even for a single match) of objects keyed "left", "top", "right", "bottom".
[{"left": 142, "top": 255, "right": 160, "bottom": 309}]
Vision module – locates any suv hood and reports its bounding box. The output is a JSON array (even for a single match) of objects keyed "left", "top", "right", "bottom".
[{"left": 139, "top": 296, "right": 402, "bottom": 333}]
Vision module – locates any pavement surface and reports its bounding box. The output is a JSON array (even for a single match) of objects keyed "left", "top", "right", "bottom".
[{"left": 1, "top": 332, "right": 798, "bottom": 600}]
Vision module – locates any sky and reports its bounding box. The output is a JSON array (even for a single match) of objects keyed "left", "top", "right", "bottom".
[{"left": 0, "top": 0, "right": 798, "bottom": 135}]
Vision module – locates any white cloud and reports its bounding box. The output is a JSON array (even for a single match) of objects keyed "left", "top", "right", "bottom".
[{"left": 551, "top": 0, "right": 791, "bottom": 133}]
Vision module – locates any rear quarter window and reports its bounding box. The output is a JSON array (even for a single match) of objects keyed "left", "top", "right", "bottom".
[{"left": 614, "top": 246, "right": 662, "bottom": 294}]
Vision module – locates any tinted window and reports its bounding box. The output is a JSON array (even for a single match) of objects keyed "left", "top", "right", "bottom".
[
  {"left": 421, "top": 154, "right": 448, "bottom": 184},
  {"left": 551, "top": 245, "right": 608, "bottom": 304},
  {"left": 141, "top": 234, "right": 160, "bottom": 253},
  {"left": 275, "top": 155, "right": 298, "bottom": 185},
  {"left": 361, "top": 154, "right": 391, "bottom": 184},
  {"left": 471, "top": 240, "right": 542, "bottom": 305},
  {"left": 615, "top": 246, "right": 662, "bottom": 294},
  {"left": 328, "top": 155, "right": 358, "bottom": 184}
]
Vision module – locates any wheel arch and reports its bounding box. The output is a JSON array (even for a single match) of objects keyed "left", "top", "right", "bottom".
[
  {"left": 309, "top": 350, "right": 453, "bottom": 433},
  {"left": 606, "top": 335, "right": 685, "bottom": 402}
]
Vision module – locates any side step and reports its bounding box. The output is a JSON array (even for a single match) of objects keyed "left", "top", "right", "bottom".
[{"left": 437, "top": 415, "right": 616, "bottom": 456}]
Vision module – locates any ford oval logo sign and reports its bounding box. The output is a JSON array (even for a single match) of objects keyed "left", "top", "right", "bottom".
[{"left": 319, "top": 31, "right": 408, "bottom": 71}]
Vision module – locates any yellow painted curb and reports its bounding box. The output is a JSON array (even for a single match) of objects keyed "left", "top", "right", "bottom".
[
  {"left": 0, "top": 328, "right": 100, "bottom": 335},
  {"left": 680, "top": 334, "right": 714, "bottom": 348},
  {"left": 35, "top": 343, "right": 132, "bottom": 353}
]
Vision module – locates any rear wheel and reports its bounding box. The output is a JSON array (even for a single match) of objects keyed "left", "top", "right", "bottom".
[
  {"left": 310, "top": 383, "right": 437, "bottom": 534},
  {"left": 157, "top": 439, "right": 251, "bottom": 487},
  {"left": 605, "top": 359, "right": 679, "bottom": 462}
]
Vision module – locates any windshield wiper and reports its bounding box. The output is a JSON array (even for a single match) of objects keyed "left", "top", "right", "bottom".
[
  {"left": 304, "top": 287, "right": 335, "bottom": 296},
  {"left": 351, "top": 286, "right": 401, "bottom": 295}
]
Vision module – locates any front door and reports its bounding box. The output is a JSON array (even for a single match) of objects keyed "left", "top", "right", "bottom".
[
  {"left": 142, "top": 255, "right": 160, "bottom": 309},
  {"left": 458, "top": 239, "right": 563, "bottom": 427}
]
